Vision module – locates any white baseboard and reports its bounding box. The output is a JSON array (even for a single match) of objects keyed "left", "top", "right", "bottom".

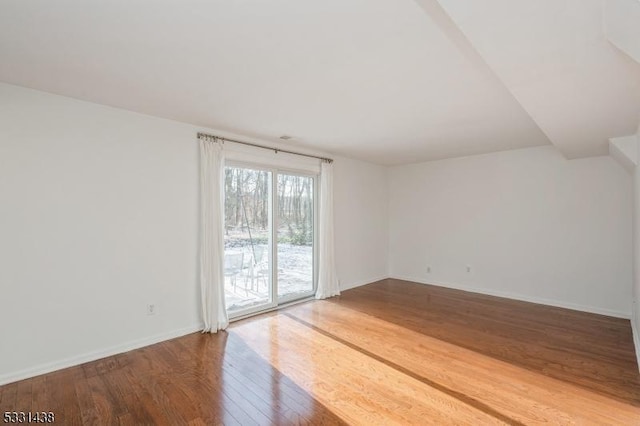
[
  {"left": 0, "top": 323, "right": 204, "bottom": 386},
  {"left": 632, "top": 309, "right": 640, "bottom": 373},
  {"left": 340, "top": 275, "right": 388, "bottom": 291},
  {"left": 390, "top": 275, "right": 631, "bottom": 319},
  {"left": 3, "top": 277, "right": 633, "bottom": 385}
]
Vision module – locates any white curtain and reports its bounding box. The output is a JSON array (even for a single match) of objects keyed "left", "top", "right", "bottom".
[
  {"left": 316, "top": 160, "right": 340, "bottom": 299},
  {"left": 200, "top": 138, "right": 229, "bottom": 332}
]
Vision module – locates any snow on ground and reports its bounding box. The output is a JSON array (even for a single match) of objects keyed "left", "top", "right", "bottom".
[{"left": 224, "top": 243, "right": 313, "bottom": 311}]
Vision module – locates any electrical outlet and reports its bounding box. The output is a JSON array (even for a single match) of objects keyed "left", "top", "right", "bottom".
[
  {"left": 147, "top": 304, "right": 157, "bottom": 316},
  {"left": 427, "top": 266, "right": 431, "bottom": 273},
  {"left": 466, "top": 265, "right": 472, "bottom": 273}
]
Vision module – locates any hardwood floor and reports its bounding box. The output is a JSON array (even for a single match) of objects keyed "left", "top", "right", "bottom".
[{"left": 2, "top": 278, "right": 639, "bottom": 424}]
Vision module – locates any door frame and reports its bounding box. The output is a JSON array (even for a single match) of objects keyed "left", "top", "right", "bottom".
[
  {"left": 276, "top": 169, "right": 318, "bottom": 305},
  {"left": 224, "top": 160, "right": 319, "bottom": 319}
]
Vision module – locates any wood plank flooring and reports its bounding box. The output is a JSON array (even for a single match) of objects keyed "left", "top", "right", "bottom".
[{"left": 1, "top": 278, "right": 639, "bottom": 424}]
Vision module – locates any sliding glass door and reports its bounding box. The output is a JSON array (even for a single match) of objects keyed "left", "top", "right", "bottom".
[
  {"left": 224, "top": 163, "right": 316, "bottom": 317},
  {"left": 277, "top": 173, "right": 314, "bottom": 302},
  {"left": 223, "top": 165, "right": 274, "bottom": 315}
]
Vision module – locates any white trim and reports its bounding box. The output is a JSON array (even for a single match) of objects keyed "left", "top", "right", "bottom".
[
  {"left": 390, "top": 275, "right": 632, "bottom": 319},
  {"left": 0, "top": 323, "right": 203, "bottom": 386},
  {"left": 224, "top": 162, "right": 319, "bottom": 317},
  {"left": 230, "top": 296, "right": 315, "bottom": 322},
  {"left": 340, "top": 275, "right": 389, "bottom": 291},
  {"left": 3, "top": 276, "right": 632, "bottom": 386},
  {"left": 632, "top": 309, "right": 640, "bottom": 373}
]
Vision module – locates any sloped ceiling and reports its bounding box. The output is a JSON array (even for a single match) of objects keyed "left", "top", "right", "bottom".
[
  {"left": 435, "top": 0, "right": 640, "bottom": 159},
  {"left": 0, "top": 0, "right": 638, "bottom": 165},
  {"left": 605, "top": 0, "right": 640, "bottom": 66}
]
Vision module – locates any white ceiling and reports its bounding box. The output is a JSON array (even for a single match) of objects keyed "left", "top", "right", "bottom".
[
  {"left": 0, "top": 0, "right": 638, "bottom": 165},
  {"left": 436, "top": 0, "right": 640, "bottom": 159}
]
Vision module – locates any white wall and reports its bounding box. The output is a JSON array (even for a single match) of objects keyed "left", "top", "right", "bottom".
[
  {"left": 0, "top": 83, "right": 388, "bottom": 384},
  {"left": 632, "top": 134, "right": 640, "bottom": 367},
  {"left": 389, "top": 146, "right": 633, "bottom": 317},
  {"left": 334, "top": 158, "right": 388, "bottom": 289},
  {"left": 0, "top": 81, "right": 632, "bottom": 383},
  {"left": 0, "top": 83, "right": 202, "bottom": 384}
]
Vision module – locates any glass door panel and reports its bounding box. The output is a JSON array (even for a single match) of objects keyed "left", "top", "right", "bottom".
[
  {"left": 277, "top": 173, "right": 315, "bottom": 301},
  {"left": 223, "top": 166, "right": 274, "bottom": 314}
]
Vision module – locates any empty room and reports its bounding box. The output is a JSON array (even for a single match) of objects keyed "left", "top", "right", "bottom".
[{"left": 2, "top": 0, "right": 640, "bottom": 424}]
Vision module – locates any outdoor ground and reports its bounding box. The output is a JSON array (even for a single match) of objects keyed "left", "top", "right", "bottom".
[{"left": 224, "top": 243, "right": 313, "bottom": 311}]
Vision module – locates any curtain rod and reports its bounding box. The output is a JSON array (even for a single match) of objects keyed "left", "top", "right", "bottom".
[{"left": 197, "top": 132, "right": 333, "bottom": 163}]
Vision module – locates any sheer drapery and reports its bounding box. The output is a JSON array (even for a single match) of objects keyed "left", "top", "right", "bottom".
[
  {"left": 200, "top": 138, "right": 229, "bottom": 332},
  {"left": 316, "top": 160, "right": 340, "bottom": 299}
]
